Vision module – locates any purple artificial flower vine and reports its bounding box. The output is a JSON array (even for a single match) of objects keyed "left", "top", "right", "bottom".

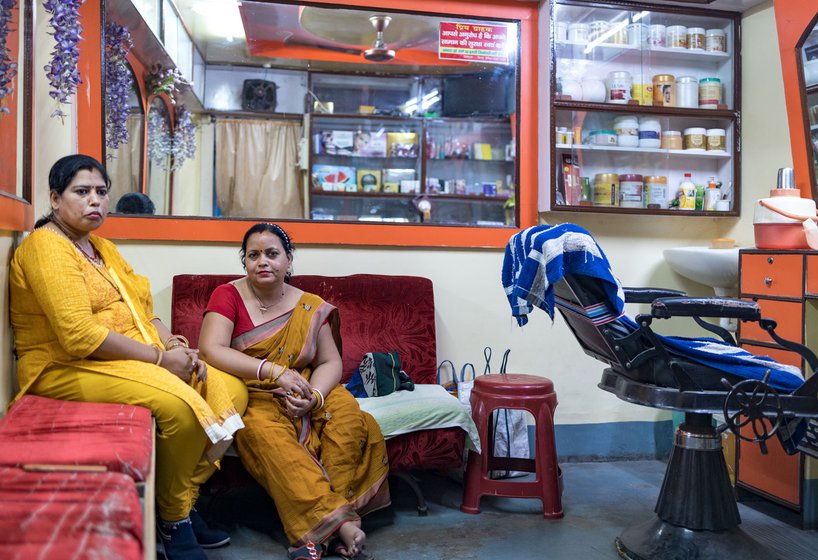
[
  {"left": 0, "top": 0, "right": 18, "bottom": 114},
  {"left": 145, "top": 64, "right": 189, "bottom": 105},
  {"left": 104, "top": 21, "right": 133, "bottom": 154},
  {"left": 147, "top": 107, "right": 172, "bottom": 170},
  {"left": 43, "top": 0, "right": 85, "bottom": 119},
  {"left": 172, "top": 105, "right": 196, "bottom": 170}
]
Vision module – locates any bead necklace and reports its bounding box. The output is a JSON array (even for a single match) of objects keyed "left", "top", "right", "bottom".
[
  {"left": 247, "top": 281, "right": 284, "bottom": 314},
  {"left": 51, "top": 220, "right": 103, "bottom": 267}
]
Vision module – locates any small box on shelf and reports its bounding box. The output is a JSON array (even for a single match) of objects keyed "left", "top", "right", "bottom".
[
  {"left": 386, "top": 132, "right": 418, "bottom": 158},
  {"left": 312, "top": 165, "right": 356, "bottom": 192},
  {"left": 357, "top": 169, "right": 382, "bottom": 192},
  {"left": 354, "top": 131, "right": 387, "bottom": 157},
  {"left": 383, "top": 168, "right": 415, "bottom": 192}
]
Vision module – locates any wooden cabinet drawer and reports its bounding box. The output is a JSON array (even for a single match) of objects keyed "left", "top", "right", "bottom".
[
  {"left": 741, "top": 254, "right": 804, "bottom": 298},
  {"left": 741, "top": 343, "right": 804, "bottom": 370},
  {"left": 808, "top": 255, "right": 818, "bottom": 296},
  {"left": 740, "top": 298, "right": 803, "bottom": 344},
  {"left": 737, "top": 432, "right": 800, "bottom": 508}
]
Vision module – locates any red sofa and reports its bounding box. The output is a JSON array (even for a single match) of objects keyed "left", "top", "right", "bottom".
[{"left": 171, "top": 273, "right": 466, "bottom": 510}]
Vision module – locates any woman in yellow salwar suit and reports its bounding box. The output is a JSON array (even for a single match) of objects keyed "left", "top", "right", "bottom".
[
  {"left": 199, "top": 223, "right": 389, "bottom": 560},
  {"left": 9, "top": 155, "right": 248, "bottom": 560}
]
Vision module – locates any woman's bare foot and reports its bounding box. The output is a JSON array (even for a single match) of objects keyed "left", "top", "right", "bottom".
[{"left": 338, "top": 520, "right": 365, "bottom": 556}]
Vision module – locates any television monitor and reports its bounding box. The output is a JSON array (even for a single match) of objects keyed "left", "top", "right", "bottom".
[{"left": 441, "top": 70, "right": 513, "bottom": 117}]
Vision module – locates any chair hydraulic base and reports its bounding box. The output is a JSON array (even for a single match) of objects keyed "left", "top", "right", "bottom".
[
  {"left": 615, "top": 518, "right": 777, "bottom": 560},
  {"left": 615, "top": 413, "right": 777, "bottom": 560}
]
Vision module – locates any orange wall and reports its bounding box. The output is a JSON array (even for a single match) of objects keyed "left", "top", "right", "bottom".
[
  {"left": 88, "top": 0, "right": 539, "bottom": 248},
  {"left": 773, "top": 0, "right": 818, "bottom": 198}
]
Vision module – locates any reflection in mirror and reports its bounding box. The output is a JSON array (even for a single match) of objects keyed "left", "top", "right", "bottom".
[
  {"left": 106, "top": 61, "right": 145, "bottom": 211},
  {"left": 803, "top": 24, "right": 818, "bottom": 187},
  {"left": 105, "top": 0, "right": 520, "bottom": 227},
  {"left": 146, "top": 96, "right": 172, "bottom": 214},
  {"left": 0, "top": 0, "right": 24, "bottom": 199}
]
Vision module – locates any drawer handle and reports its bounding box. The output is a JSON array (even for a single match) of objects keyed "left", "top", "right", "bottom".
[
  {"left": 768, "top": 257, "right": 774, "bottom": 264},
  {"left": 764, "top": 277, "right": 773, "bottom": 286}
]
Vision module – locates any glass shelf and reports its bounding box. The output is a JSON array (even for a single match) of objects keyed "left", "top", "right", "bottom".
[{"left": 556, "top": 144, "right": 731, "bottom": 158}]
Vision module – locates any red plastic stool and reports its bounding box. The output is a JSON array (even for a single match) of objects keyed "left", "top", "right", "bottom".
[{"left": 461, "top": 373, "right": 563, "bottom": 518}]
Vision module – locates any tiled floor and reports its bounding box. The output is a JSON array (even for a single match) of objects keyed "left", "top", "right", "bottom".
[{"left": 198, "top": 459, "right": 818, "bottom": 559}]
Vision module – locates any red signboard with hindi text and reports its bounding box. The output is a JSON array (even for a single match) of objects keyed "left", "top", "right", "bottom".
[{"left": 438, "top": 22, "right": 509, "bottom": 64}]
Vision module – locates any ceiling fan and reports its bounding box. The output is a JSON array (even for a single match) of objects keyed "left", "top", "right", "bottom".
[
  {"left": 283, "top": 14, "right": 398, "bottom": 63},
  {"left": 363, "top": 15, "right": 396, "bottom": 63}
]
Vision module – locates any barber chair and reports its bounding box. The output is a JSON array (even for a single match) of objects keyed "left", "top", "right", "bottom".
[{"left": 551, "top": 267, "right": 818, "bottom": 559}]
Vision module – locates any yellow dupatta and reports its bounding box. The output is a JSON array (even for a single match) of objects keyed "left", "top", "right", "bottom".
[{"left": 104, "top": 262, "right": 243, "bottom": 460}]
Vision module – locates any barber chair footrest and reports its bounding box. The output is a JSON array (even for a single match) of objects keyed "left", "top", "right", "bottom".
[{"left": 615, "top": 517, "right": 777, "bottom": 560}]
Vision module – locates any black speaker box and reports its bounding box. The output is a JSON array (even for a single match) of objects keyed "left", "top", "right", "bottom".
[{"left": 241, "top": 79, "right": 279, "bottom": 112}]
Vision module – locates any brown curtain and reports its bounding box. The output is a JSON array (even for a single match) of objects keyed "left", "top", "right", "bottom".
[
  {"left": 215, "top": 119, "right": 303, "bottom": 219},
  {"left": 107, "top": 115, "right": 144, "bottom": 209}
]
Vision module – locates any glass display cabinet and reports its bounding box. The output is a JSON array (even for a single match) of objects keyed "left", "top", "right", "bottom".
[
  {"left": 307, "top": 73, "right": 515, "bottom": 226},
  {"left": 550, "top": 0, "right": 740, "bottom": 215},
  {"left": 309, "top": 114, "right": 424, "bottom": 223}
]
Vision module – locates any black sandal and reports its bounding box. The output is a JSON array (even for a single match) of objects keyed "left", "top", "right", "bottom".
[
  {"left": 289, "top": 541, "right": 324, "bottom": 560},
  {"left": 329, "top": 538, "right": 374, "bottom": 560}
]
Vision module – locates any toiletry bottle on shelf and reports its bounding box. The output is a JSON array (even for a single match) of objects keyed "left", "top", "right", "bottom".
[
  {"left": 679, "top": 172, "right": 696, "bottom": 210},
  {"left": 695, "top": 184, "right": 705, "bottom": 210},
  {"left": 704, "top": 177, "right": 721, "bottom": 211}
]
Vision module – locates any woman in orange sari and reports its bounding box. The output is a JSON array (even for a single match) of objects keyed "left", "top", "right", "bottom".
[{"left": 199, "top": 223, "right": 389, "bottom": 560}]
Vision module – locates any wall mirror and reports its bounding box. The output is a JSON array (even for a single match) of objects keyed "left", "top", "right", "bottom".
[
  {"left": 104, "top": 0, "right": 521, "bottom": 228},
  {"left": 145, "top": 96, "right": 172, "bottom": 214},
  {"left": 801, "top": 21, "right": 818, "bottom": 195},
  {"left": 107, "top": 60, "right": 145, "bottom": 212},
  {"left": 0, "top": 0, "right": 30, "bottom": 205}
]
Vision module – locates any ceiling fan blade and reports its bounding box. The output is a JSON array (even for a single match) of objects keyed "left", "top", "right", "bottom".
[{"left": 284, "top": 37, "right": 363, "bottom": 56}]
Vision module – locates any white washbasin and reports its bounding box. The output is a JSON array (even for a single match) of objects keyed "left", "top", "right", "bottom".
[{"left": 662, "top": 246, "right": 741, "bottom": 296}]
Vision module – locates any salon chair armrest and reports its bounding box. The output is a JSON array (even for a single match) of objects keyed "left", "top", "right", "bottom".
[
  {"left": 623, "top": 287, "right": 687, "bottom": 304},
  {"left": 650, "top": 297, "right": 761, "bottom": 321}
]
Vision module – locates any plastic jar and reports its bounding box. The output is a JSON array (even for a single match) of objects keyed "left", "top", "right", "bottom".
[
  {"left": 687, "top": 27, "right": 705, "bottom": 50},
  {"left": 653, "top": 74, "right": 676, "bottom": 106},
  {"left": 638, "top": 117, "right": 661, "bottom": 148},
  {"left": 644, "top": 175, "right": 669, "bottom": 208},
  {"left": 568, "top": 23, "right": 589, "bottom": 43},
  {"left": 705, "top": 28, "right": 726, "bottom": 53},
  {"left": 614, "top": 115, "right": 639, "bottom": 147},
  {"left": 648, "top": 24, "right": 666, "bottom": 48},
  {"left": 666, "top": 25, "right": 687, "bottom": 49},
  {"left": 588, "top": 20, "right": 610, "bottom": 42},
  {"left": 609, "top": 25, "right": 628, "bottom": 45},
  {"left": 588, "top": 130, "right": 617, "bottom": 146},
  {"left": 699, "top": 78, "right": 722, "bottom": 109},
  {"left": 593, "top": 173, "right": 619, "bottom": 207},
  {"left": 631, "top": 76, "right": 653, "bottom": 106},
  {"left": 683, "top": 127, "right": 707, "bottom": 150},
  {"left": 619, "top": 174, "right": 644, "bottom": 208},
  {"left": 706, "top": 128, "right": 726, "bottom": 151},
  {"left": 606, "top": 71, "right": 632, "bottom": 103},
  {"left": 676, "top": 75, "right": 699, "bottom": 108},
  {"left": 628, "top": 23, "right": 646, "bottom": 47},
  {"left": 661, "top": 130, "right": 682, "bottom": 150}
]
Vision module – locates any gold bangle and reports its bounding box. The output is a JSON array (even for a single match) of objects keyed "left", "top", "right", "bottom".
[
  {"left": 270, "top": 365, "right": 284, "bottom": 385},
  {"left": 311, "top": 388, "right": 323, "bottom": 410},
  {"left": 166, "top": 335, "right": 189, "bottom": 349},
  {"left": 150, "top": 343, "right": 163, "bottom": 366}
]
